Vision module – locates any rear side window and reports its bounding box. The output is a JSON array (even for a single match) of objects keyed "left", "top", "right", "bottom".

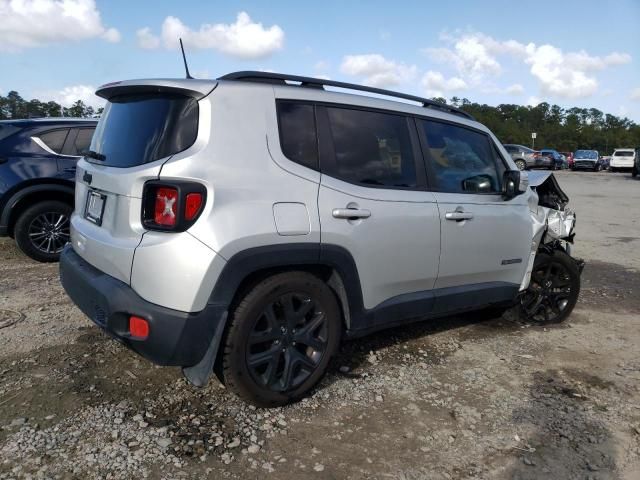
[
  {"left": 613, "top": 150, "right": 634, "bottom": 156},
  {"left": 277, "top": 102, "right": 318, "bottom": 170},
  {"left": 419, "top": 120, "right": 505, "bottom": 194},
  {"left": 70, "top": 128, "right": 95, "bottom": 156},
  {"left": 325, "top": 107, "right": 417, "bottom": 188},
  {"left": 90, "top": 93, "right": 199, "bottom": 167},
  {"left": 39, "top": 129, "right": 69, "bottom": 154}
]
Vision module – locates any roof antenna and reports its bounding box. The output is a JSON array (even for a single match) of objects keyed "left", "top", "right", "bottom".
[{"left": 179, "top": 38, "right": 194, "bottom": 79}]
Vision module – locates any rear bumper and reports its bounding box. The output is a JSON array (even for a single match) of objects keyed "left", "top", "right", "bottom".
[{"left": 59, "top": 245, "right": 225, "bottom": 366}]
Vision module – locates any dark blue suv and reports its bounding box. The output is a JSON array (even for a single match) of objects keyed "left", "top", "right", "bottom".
[{"left": 0, "top": 118, "right": 97, "bottom": 261}]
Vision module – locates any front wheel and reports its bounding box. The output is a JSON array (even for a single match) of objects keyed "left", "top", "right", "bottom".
[
  {"left": 515, "top": 159, "right": 526, "bottom": 171},
  {"left": 520, "top": 250, "right": 581, "bottom": 324},
  {"left": 221, "top": 272, "right": 341, "bottom": 407},
  {"left": 14, "top": 200, "right": 72, "bottom": 262}
]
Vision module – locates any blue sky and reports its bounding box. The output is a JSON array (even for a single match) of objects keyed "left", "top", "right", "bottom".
[{"left": 1, "top": 0, "right": 639, "bottom": 120}]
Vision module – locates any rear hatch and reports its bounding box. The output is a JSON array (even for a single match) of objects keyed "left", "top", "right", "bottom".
[{"left": 71, "top": 79, "right": 215, "bottom": 284}]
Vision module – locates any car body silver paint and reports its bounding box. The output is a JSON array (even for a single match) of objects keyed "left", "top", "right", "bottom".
[{"left": 71, "top": 77, "right": 545, "bottom": 316}]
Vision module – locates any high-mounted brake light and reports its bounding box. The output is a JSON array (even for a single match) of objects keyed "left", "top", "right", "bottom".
[
  {"left": 184, "top": 193, "right": 203, "bottom": 221},
  {"left": 154, "top": 187, "right": 178, "bottom": 226}
]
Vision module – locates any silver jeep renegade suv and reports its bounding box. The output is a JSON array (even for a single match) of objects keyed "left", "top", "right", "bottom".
[{"left": 60, "top": 72, "right": 583, "bottom": 406}]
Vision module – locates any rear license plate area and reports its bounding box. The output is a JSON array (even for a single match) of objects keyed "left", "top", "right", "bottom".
[{"left": 85, "top": 190, "right": 106, "bottom": 226}]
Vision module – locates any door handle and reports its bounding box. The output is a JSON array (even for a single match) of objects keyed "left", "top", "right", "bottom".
[
  {"left": 445, "top": 211, "right": 474, "bottom": 221},
  {"left": 332, "top": 208, "right": 371, "bottom": 220}
]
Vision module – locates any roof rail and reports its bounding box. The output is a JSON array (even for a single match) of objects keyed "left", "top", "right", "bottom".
[{"left": 218, "top": 71, "right": 475, "bottom": 121}]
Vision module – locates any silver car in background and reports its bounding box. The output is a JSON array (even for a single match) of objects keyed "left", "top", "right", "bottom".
[{"left": 503, "top": 144, "right": 548, "bottom": 170}]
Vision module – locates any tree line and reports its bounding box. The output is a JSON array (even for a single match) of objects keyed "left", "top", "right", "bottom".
[
  {"left": 2, "top": 89, "right": 639, "bottom": 155},
  {"left": 0, "top": 91, "right": 103, "bottom": 121},
  {"left": 442, "top": 97, "right": 640, "bottom": 155}
]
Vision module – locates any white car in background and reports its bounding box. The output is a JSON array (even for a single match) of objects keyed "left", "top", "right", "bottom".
[{"left": 609, "top": 148, "right": 636, "bottom": 172}]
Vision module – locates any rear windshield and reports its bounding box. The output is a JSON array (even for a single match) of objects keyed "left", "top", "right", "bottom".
[
  {"left": 613, "top": 150, "right": 634, "bottom": 156},
  {"left": 0, "top": 124, "right": 22, "bottom": 142},
  {"left": 574, "top": 150, "right": 597, "bottom": 159},
  {"left": 90, "top": 93, "right": 199, "bottom": 167}
]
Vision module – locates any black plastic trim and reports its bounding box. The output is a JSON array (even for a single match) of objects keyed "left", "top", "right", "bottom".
[
  {"left": 60, "top": 246, "right": 224, "bottom": 366},
  {"left": 207, "top": 243, "right": 520, "bottom": 335}
]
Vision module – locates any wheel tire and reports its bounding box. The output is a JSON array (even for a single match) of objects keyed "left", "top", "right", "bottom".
[
  {"left": 515, "top": 159, "right": 526, "bottom": 171},
  {"left": 594, "top": 164, "right": 601, "bottom": 172},
  {"left": 632, "top": 165, "right": 638, "bottom": 178},
  {"left": 14, "top": 200, "right": 72, "bottom": 262},
  {"left": 222, "top": 272, "right": 341, "bottom": 407},
  {"left": 520, "top": 250, "right": 581, "bottom": 324}
]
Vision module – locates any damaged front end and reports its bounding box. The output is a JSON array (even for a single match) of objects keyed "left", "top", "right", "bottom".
[{"left": 519, "top": 172, "right": 584, "bottom": 323}]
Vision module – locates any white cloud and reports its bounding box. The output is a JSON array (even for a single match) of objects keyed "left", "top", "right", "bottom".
[
  {"left": 145, "top": 11, "right": 284, "bottom": 59},
  {"left": 0, "top": 0, "right": 120, "bottom": 51},
  {"left": 630, "top": 87, "right": 640, "bottom": 101},
  {"left": 425, "top": 31, "right": 632, "bottom": 100},
  {"left": 505, "top": 84, "right": 525, "bottom": 95},
  {"left": 421, "top": 70, "right": 467, "bottom": 97},
  {"left": 136, "top": 27, "right": 160, "bottom": 49},
  {"left": 527, "top": 96, "right": 541, "bottom": 106},
  {"left": 340, "top": 54, "right": 417, "bottom": 88},
  {"left": 44, "top": 85, "right": 104, "bottom": 109}
]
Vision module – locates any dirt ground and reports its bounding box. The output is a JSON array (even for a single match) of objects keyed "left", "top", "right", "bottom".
[{"left": 1, "top": 170, "right": 639, "bottom": 480}]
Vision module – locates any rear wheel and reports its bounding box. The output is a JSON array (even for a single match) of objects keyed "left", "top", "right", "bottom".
[
  {"left": 594, "top": 163, "right": 601, "bottom": 172},
  {"left": 222, "top": 272, "right": 341, "bottom": 407},
  {"left": 520, "top": 250, "right": 580, "bottom": 324},
  {"left": 515, "top": 159, "right": 526, "bottom": 171},
  {"left": 14, "top": 200, "right": 72, "bottom": 262}
]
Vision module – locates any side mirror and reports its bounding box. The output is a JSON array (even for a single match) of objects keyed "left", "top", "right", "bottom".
[
  {"left": 462, "top": 174, "right": 494, "bottom": 193},
  {"left": 502, "top": 170, "right": 528, "bottom": 199}
]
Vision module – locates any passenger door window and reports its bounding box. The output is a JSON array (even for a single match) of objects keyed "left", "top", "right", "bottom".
[
  {"left": 419, "top": 120, "right": 505, "bottom": 194},
  {"left": 324, "top": 107, "right": 418, "bottom": 189}
]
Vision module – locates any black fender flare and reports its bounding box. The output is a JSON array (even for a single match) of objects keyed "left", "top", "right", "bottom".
[{"left": 207, "top": 243, "right": 366, "bottom": 329}]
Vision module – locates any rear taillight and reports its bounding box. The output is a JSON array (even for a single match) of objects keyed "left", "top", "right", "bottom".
[
  {"left": 184, "top": 193, "right": 203, "bottom": 221},
  {"left": 142, "top": 181, "right": 206, "bottom": 232},
  {"left": 154, "top": 187, "right": 179, "bottom": 226}
]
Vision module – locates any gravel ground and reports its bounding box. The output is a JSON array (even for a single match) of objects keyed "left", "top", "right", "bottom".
[{"left": 0, "top": 170, "right": 639, "bottom": 480}]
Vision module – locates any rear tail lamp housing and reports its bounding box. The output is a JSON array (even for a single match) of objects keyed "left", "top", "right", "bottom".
[{"left": 142, "top": 181, "right": 206, "bottom": 232}]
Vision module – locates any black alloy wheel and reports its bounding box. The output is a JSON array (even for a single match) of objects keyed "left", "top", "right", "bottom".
[
  {"left": 14, "top": 200, "right": 73, "bottom": 262},
  {"left": 221, "top": 272, "right": 341, "bottom": 407},
  {"left": 520, "top": 250, "right": 580, "bottom": 324}
]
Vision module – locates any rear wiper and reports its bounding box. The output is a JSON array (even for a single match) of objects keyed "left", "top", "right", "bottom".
[{"left": 82, "top": 149, "right": 106, "bottom": 161}]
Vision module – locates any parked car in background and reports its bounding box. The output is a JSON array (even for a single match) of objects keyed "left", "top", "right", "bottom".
[
  {"left": 539, "top": 149, "right": 566, "bottom": 170},
  {"left": 600, "top": 156, "right": 611, "bottom": 170},
  {"left": 503, "top": 144, "right": 544, "bottom": 170},
  {"left": 572, "top": 149, "right": 601, "bottom": 171},
  {"left": 633, "top": 148, "right": 639, "bottom": 177},
  {"left": 609, "top": 148, "right": 636, "bottom": 172},
  {"left": 560, "top": 151, "right": 574, "bottom": 168},
  {"left": 0, "top": 118, "right": 97, "bottom": 261}
]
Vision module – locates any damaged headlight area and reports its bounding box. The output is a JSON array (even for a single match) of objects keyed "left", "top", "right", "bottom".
[{"left": 519, "top": 172, "right": 584, "bottom": 324}]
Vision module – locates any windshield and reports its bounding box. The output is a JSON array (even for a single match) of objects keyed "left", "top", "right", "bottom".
[
  {"left": 613, "top": 150, "right": 634, "bottom": 156},
  {"left": 574, "top": 150, "right": 597, "bottom": 159},
  {"left": 90, "top": 93, "right": 199, "bottom": 167}
]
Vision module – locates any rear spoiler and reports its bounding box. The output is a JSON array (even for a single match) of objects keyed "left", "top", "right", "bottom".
[{"left": 96, "top": 79, "right": 217, "bottom": 101}]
